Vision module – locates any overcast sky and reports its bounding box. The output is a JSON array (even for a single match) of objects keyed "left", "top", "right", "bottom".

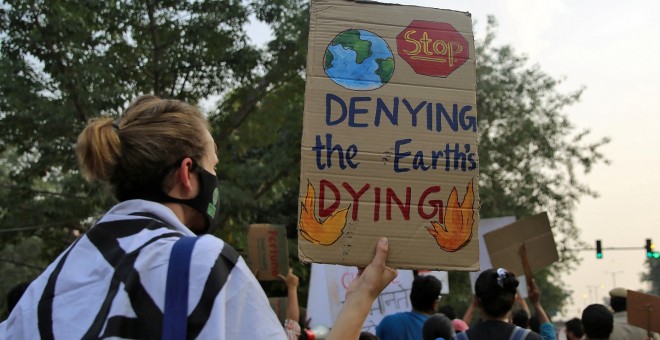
[
  {"left": 248, "top": 0, "right": 660, "bottom": 318},
  {"left": 404, "top": 0, "right": 660, "bottom": 319}
]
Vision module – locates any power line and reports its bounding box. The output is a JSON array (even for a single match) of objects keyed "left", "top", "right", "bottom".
[{"left": 569, "top": 246, "right": 644, "bottom": 251}]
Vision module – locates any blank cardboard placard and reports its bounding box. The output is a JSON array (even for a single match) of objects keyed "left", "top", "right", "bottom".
[
  {"left": 627, "top": 290, "right": 660, "bottom": 333},
  {"left": 468, "top": 216, "right": 528, "bottom": 297},
  {"left": 247, "top": 224, "right": 289, "bottom": 281},
  {"left": 483, "top": 212, "right": 558, "bottom": 276},
  {"left": 298, "top": 0, "right": 480, "bottom": 270}
]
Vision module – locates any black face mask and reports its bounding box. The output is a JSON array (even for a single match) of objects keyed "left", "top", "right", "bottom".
[{"left": 154, "top": 161, "right": 220, "bottom": 234}]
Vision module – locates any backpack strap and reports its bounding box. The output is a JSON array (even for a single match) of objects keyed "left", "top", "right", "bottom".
[
  {"left": 509, "top": 325, "right": 532, "bottom": 340},
  {"left": 162, "top": 236, "right": 200, "bottom": 340}
]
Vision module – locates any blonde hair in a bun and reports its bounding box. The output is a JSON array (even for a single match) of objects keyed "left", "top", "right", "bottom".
[{"left": 76, "top": 117, "right": 121, "bottom": 183}]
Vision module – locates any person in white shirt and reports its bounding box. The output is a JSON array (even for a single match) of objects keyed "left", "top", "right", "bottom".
[{"left": 0, "top": 95, "right": 396, "bottom": 339}]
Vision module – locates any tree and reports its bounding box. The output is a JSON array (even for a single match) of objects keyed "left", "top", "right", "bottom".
[
  {"left": 0, "top": 0, "right": 303, "bottom": 241},
  {"left": 211, "top": 3, "right": 311, "bottom": 303},
  {"left": 0, "top": 0, "right": 309, "bottom": 297},
  {"left": 0, "top": 2, "right": 608, "bottom": 317},
  {"left": 0, "top": 236, "right": 47, "bottom": 318},
  {"left": 642, "top": 258, "right": 660, "bottom": 296},
  {"left": 440, "top": 17, "right": 610, "bottom": 318}
]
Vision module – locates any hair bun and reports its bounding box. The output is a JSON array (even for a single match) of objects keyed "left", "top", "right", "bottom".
[
  {"left": 76, "top": 117, "right": 122, "bottom": 182},
  {"left": 502, "top": 272, "right": 519, "bottom": 293}
]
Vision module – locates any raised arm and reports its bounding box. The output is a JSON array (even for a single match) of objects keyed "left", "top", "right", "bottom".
[
  {"left": 327, "top": 237, "right": 398, "bottom": 340},
  {"left": 278, "top": 268, "right": 300, "bottom": 325},
  {"left": 528, "top": 280, "right": 549, "bottom": 324},
  {"left": 529, "top": 279, "right": 557, "bottom": 340},
  {"left": 515, "top": 291, "right": 530, "bottom": 316},
  {"left": 463, "top": 295, "right": 478, "bottom": 325}
]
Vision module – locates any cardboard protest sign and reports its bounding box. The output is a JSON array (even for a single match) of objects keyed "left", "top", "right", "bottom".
[
  {"left": 307, "top": 263, "right": 449, "bottom": 333},
  {"left": 627, "top": 290, "right": 660, "bottom": 333},
  {"left": 298, "top": 0, "right": 479, "bottom": 270},
  {"left": 468, "top": 217, "right": 528, "bottom": 297},
  {"left": 247, "top": 224, "right": 289, "bottom": 281},
  {"left": 483, "top": 212, "right": 558, "bottom": 277}
]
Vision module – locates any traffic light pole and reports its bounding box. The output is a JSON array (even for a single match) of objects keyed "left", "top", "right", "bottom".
[
  {"left": 574, "top": 239, "right": 659, "bottom": 259},
  {"left": 576, "top": 246, "right": 647, "bottom": 251}
]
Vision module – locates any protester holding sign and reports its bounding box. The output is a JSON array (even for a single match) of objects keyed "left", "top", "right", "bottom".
[
  {"left": 456, "top": 268, "right": 542, "bottom": 340},
  {"left": 0, "top": 95, "right": 398, "bottom": 339},
  {"left": 279, "top": 268, "right": 302, "bottom": 339},
  {"left": 609, "top": 288, "right": 660, "bottom": 340},
  {"left": 527, "top": 279, "right": 556, "bottom": 340}
]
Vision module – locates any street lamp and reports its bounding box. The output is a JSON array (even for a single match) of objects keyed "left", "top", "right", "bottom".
[{"left": 605, "top": 270, "right": 623, "bottom": 288}]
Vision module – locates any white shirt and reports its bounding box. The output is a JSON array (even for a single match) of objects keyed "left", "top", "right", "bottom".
[{"left": 0, "top": 200, "right": 286, "bottom": 339}]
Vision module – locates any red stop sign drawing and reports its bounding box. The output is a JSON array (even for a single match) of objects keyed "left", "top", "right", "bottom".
[{"left": 396, "top": 20, "right": 469, "bottom": 78}]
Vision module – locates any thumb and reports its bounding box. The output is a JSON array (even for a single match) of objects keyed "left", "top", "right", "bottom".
[{"left": 371, "top": 237, "right": 389, "bottom": 268}]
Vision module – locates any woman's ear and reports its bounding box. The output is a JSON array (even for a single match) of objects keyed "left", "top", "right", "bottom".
[{"left": 175, "top": 157, "right": 195, "bottom": 194}]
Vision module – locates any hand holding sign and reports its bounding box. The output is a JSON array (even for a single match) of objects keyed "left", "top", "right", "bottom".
[
  {"left": 278, "top": 268, "right": 301, "bottom": 328},
  {"left": 346, "top": 238, "right": 398, "bottom": 303},
  {"left": 328, "top": 237, "right": 398, "bottom": 340},
  {"left": 519, "top": 251, "right": 552, "bottom": 328},
  {"left": 519, "top": 243, "right": 534, "bottom": 289}
]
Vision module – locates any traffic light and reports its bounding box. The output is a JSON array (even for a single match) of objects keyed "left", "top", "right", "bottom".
[
  {"left": 596, "top": 240, "right": 603, "bottom": 259},
  {"left": 646, "top": 239, "right": 660, "bottom": 259}
]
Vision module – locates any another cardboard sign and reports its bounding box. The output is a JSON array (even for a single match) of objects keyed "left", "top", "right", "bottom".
[
  {"left": 627, "top": 290, "right": 660, "bottom": 333},
  {"left": 468, "top": 216, "right": 528, "bottom": 297},
  {"left": 298, "top": 0, "right": 480, "bottom": 270},
  {"left": 483, "top": 212, "right": 558, "bottom": 276},
  {"left": 247, "top": 224, "right": 289, "bottom": 281}
]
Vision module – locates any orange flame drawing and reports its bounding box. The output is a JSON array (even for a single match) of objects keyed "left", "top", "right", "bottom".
[
  {"left": 299, "top": 180, "right": 350, "bottom": 246},
  {"left": 426, "top": 179, "right": 475, "bottom": 252}
]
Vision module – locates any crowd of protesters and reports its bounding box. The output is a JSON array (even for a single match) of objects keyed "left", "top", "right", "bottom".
[{"left": 5, "top": 262, "right": 658, "bottom": 339}]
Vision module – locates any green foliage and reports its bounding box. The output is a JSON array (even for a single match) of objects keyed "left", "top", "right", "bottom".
[
  {"left": 0, "top": 0, "right": 278, "bottom": 250},
  {"left": 642, "top": 258, "right": 660, "bottom": 296},
  {"left": 0, "top": 1, "right": 606, "bottom": 322},
  {"left": 0, "top": 236, "right": 48, "bottom": 318},
  {"left": 212, "top": 1, "right": 310, "bottom": 302},
  {"left": 477, "top": 17, "right": 609, "bottom": 268},
  {"left": 0, "top": 0, "right": 308, "bottom": 300}
]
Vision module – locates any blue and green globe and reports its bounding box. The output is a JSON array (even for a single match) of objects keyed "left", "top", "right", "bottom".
[{"left": 324, "top": 29, "right": 395, "bottom": 91}]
